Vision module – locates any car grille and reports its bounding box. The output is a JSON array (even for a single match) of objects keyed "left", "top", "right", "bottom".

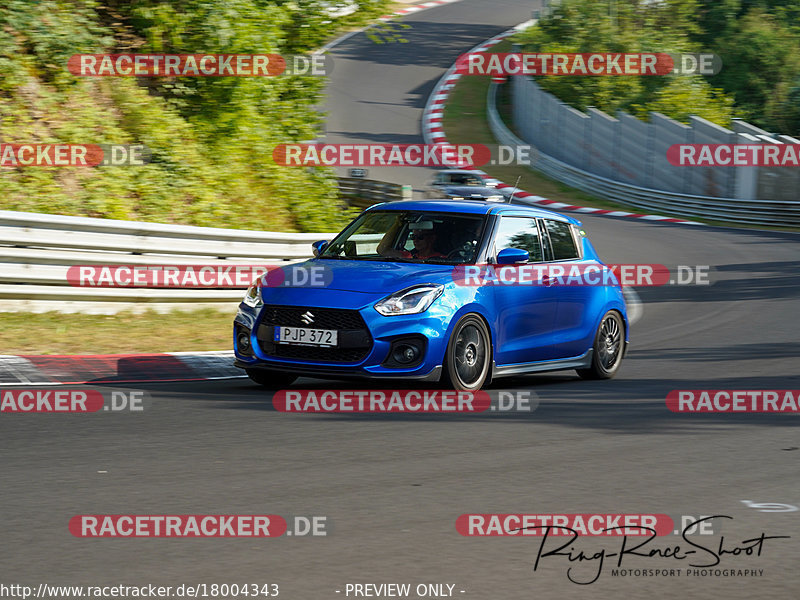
[
  {"left": 260, "top": 305, "right": 365, "bottom": 330},
  {"left": 257, "top": 305, "right": 372, "bottom": 364}
]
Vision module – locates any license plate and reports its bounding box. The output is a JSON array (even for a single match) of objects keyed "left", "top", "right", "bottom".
[{"left": 274, "top": 326, "right": 338, "bottom": 347}]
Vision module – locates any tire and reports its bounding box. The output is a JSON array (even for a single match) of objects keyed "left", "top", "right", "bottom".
[
  {"left": 576, "top": 310, "right": 625, "bottom": 380},
  {"left": 245, "top": 368, "right": 298, "bottom": 388},
  {"left": 441, "top": 314, "right": 492, "bottom": 391}
]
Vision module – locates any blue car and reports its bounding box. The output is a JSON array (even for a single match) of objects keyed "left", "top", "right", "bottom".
[{"left": 234, "top": 200, "right": 628, "bottom": 391}]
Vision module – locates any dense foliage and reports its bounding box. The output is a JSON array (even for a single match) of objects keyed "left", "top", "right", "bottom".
[
  {"left": 515, "top": 0, "right": 800, "bottom": 134},
  {"left": 699, "top": 0, "right": 800, "bottom": 133},
  {"left": 0, "top": 0, "right": 387, "bottom": 230}
]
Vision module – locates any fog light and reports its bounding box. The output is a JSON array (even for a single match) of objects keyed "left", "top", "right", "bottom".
[
  {"left": 393, "top": 344, "right": 420, "bottom": 364},
  {"left": 237, "top": 330, "right": 252, "bottom": 354},
  {"left": 382, "top": 336, "right": 427, "bottom": 369}
]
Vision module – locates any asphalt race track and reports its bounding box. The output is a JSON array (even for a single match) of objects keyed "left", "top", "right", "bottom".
[{"left": 2, "top": 1, "right": 799, "bottom": 598}]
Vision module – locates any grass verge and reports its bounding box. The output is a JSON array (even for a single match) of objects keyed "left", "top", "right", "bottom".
[{"left": 0, "top": 309, "right": 234, "bottom": 355}]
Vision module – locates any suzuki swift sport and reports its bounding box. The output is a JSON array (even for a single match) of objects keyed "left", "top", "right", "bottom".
[{"left": 233, "top": 200, "right": 628, "bottom": 391}]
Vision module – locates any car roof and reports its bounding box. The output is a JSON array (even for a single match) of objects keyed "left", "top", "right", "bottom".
[{"left": 364, "top": 200, "right": 581, "bottom": 224}]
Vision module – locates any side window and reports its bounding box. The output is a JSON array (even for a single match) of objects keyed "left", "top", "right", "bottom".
[
  {"left": 493, "top": 216, "right": 544, "bottom": 262},
  {"left": 543, "top": 219, "right": 579, "bottom": 260}
]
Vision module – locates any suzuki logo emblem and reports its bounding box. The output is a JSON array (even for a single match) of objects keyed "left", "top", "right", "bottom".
[{"left": 300, "top": 311, "right": 315, "bottom": 325}]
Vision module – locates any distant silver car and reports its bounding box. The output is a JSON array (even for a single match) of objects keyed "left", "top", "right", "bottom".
[
  {"left": 425, "top": 169, "right": 500, "bottom": 198},
  {"left": 436, "top": 185, "right": 504, "bottom": 202}
]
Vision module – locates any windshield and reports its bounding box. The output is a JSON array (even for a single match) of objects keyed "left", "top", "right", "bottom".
[{"left": 319, "top": 210, "right": 487, "bottom": 264}]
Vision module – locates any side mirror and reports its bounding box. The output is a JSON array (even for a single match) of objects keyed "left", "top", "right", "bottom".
[
  {"left": 496, "top": 247, "right": 529, "bottom": 264},
  {"left": 311, "top": 240, "right": 329, "bottom": 257}
]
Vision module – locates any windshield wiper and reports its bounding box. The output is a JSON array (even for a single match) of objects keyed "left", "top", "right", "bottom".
[
  {"left": 322, "top": 256, "right": 393, "bottom": 262},
  {"left": 421, "top": 257, "right": 458, "bottom": 264}
]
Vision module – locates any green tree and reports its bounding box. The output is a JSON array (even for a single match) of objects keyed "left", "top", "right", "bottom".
[
  {"left": 0, "top": 0, "right": 387, "bottom": 230},
  {"left": 710, "top": 9, "right": 800, "bottom": 132},
  {"left": 513, "top": 0, "right": 735, "bottom": 127}
]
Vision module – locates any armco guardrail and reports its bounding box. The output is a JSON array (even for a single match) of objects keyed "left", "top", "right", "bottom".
[
  {"left": 338, "top": 177, "right": 412, "bottom": 208},
  {"left": 489, "top": 83, "right": 800, "bottom": 228},
  {"left": 0, "top": 210, "right": 336, "bottom": 314}
]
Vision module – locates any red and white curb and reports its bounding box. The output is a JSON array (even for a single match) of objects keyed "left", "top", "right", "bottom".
[
  {"left": 318, "top": 0, "right": 464, "bottom": 53},
  {"left": 422, "top": 23, "right": 703, "bottom": 226},
  {"left": 0, "top": 351, "right": 244, "bottom": 385}
]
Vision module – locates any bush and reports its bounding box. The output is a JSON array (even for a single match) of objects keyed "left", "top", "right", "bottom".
[{"left": 0, "top": 0, "right": 383, "bottom": 230}]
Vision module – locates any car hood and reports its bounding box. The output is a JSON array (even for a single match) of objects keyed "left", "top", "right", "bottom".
[{"left": 271, "top": 259, "right": 457, "bottom": 296}]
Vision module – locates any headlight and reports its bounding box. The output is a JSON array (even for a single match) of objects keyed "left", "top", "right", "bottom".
[
  {"left": 374, "top": 285, "right": 444, "bottom": 316},
  {"left": 242, "top": 278, "right": 263, "bottom": 308}
]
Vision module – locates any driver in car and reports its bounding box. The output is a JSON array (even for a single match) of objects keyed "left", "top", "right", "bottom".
[
  {"left": 377, "top": 219, "right": 446, "bottom": 259},
  {"left": 406, "top": 228, "right": 445, "bottom": 259}
]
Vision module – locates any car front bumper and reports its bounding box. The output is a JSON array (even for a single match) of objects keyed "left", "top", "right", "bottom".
[{"left": 233, "top": 295, "right": 455, "bottom": 381}]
